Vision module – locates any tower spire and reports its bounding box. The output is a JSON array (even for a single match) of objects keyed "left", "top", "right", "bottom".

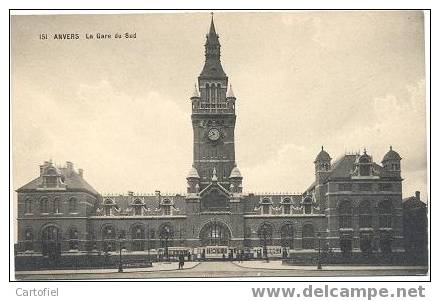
[{"left": 200, "top": 14, "right": 226, "bottom": 79}]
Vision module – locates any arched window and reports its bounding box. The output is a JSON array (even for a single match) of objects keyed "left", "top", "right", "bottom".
[
  {"left": 302, "top": 224, "right": 315, "bottom": 249},
  {"left": 280, "top": 224, "right": 294, "bottom": 249},
  {"left": 378, "top": 200, "right": 393, "bottom": 228},
  {"left": 359, "top": 201, "right": 372, "bottom": 228},
  {"left": 102, "top": 225, "right": 116, "bottom": 252},
  {"left": 39, "top": 197, "right": 49, "bottom": 213},
  {"left": 69, "top": 198, "right": 77, "bottom": 213},
  {"left": 303, "top": 197, "right": 313, "bottom": 214},
  {"left": 41, "top": 225, "right": 61, "bottom": 257},
  {"left": 104, "top": 199, "right": 115, "bottom": 216},
  {"left": 69, "top": 228, "right": 79, "bottom": 250},
  {"left": 261, "top": 198, "right": 271, "bottom": 215},
  {"left": 132, "top": 199, "right": 143, "bottom": 216},
  {"left": 200, "top": 221, "right": 231, "bottom": 246},
  {"left": 131, "top": 225, "right": 145, "bottom": 251},
  {"left": 24, "top": 228, "right": 33, "bottom": 251},
  {"left": 282, "top": 198, "right": 292, "bottom": 215},
  {"left": 258, "top": 223, "right": 273, "bottom": 246},
  {"left": 161, "top": 199, "right": 172, "bottom": 215},
  {"left": 338, "top": 200, "right": 353, "bottom": 229},
  {"left": 53, "top": 198, "right": 61, "bottom": 214},
  {"left": 24, "top": 199, "right": 33, "bottom": 214}
]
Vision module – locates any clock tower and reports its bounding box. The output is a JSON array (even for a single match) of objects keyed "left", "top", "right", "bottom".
[{"left": 186, "top": 16, "right": 242, "bottom": 209}]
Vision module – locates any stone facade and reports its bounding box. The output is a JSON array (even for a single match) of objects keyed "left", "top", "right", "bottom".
[{"left": 16, "top": 17, "right": 408, "bottom": 262}]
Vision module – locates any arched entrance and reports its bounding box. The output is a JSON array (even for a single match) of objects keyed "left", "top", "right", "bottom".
[
  {"left": 199, "top": 221, "right": 231, "bottom": 246},
  {"left": 41, "top": 225, "right": 61, "bottom": 259}
]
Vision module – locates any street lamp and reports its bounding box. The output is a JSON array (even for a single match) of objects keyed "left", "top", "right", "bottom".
[
  {"left": 164, "top": 227, "right": 170, "bottom": 262},
  {"left": 118, "top": 233, "right": 124, "bottom": 272},
  {"left": 317, "top": 232, "right": 322, "bottom": 270}
]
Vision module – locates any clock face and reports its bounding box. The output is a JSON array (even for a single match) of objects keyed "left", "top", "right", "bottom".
[{"left": 208, "top": 128, "right": 220, "bottom": 141}]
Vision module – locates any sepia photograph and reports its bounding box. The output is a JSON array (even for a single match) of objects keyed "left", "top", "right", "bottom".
[{"left": 10, "top": 10, "right": 429, "bottom": 281}]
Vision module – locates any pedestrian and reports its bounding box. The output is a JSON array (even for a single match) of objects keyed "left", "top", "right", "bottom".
[{"left": 178, "top": 254, "right": 184, "bottom": 269}]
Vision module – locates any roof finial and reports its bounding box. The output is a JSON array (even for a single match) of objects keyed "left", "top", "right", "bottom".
[
  {"left": 363, "top": 148, "right": 367, "bottom": 155},
  {"left": 390, "top": 145, "right": 393, "bottom": 151},
  {"left": 321, "top": 146, "right": 324, "bottom": 151}
]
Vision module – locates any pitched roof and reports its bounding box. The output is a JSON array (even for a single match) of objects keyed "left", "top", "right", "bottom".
[{"left": 17, "top": 167, "right": 99, "bottom": 196}]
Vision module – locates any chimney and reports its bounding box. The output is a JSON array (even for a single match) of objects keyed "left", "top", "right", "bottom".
[
  {"left": 415, "top": 191, "right": 420, "bottom": 201},
  {"left": 78, "top": 168, "right": 83, "bottom": 178},
  {"left": 66, "top": 161, "right": 73, "bottom": 170},
  {"left": 39, "top": 165, "right": 44, "bottom": 176}
]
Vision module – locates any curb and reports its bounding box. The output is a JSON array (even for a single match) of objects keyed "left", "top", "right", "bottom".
[
  {"left": 15, "top": 262, "right": 202, "bottom": 277},
  {"left": 230, "top": 261, "right": 428, "bottom": 272}
]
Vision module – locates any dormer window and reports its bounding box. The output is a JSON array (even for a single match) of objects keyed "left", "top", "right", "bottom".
[
  {"left": 161, "top": 199, "right": 172, "bottom": 216},
  {"left": 281, "top": 198, "right": 292, "bottom": 215},
  {"left": 132, "top": 199, "right": 144, "bottom": 216},
  {"left": 103, "top": 199, "right": 117, "bottom": 216},
  {"left": 261, "top": 198, "right": 271, "bottom": 215},
  {"left": 302, "top": 197, "right": 313, "bottom": 214}
]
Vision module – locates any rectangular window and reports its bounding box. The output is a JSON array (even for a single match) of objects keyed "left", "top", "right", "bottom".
[
  {"left": 380, "top": 183, "right": 393, "bottom": 191},
  {"left": 262, "top": 205, "right": 270, "bottom": 215},
  {"left": 359, "top": 183, "right": 372, "bottom": 191},
  {"left": 164, "top": 206, "right": 171, "bottom": 215},
  {"left": 338, "top": 183, "right": 352, "bottom": 191}
]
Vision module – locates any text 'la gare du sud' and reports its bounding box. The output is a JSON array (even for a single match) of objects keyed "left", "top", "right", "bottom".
[{"left": 39, "top": 33, "right": 137, "bottom": 40}]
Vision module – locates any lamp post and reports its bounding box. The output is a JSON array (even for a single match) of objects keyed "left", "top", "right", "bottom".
[
  {"left": 317, "top": 232, "right": 322, "bottom": 270},
  {"left": 118, "top": 233, "right": 123, "bottom": 272},
  {"left": 146, "top": 224, "right": 150, "bottom": 261},
  {"left": 165, "top": 227, "right": 170, "bottom": 262}
]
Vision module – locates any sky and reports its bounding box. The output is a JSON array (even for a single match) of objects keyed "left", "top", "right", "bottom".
[{"left": 11, "top": 11, "right": 427, "bottom": 201}]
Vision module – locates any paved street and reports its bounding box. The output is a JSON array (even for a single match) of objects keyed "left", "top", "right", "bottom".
[{"left": 15, "top": 261, "right": 428, "bottom": 280}]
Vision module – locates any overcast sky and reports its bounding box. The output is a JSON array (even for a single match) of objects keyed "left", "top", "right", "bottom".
[{"left": 11, "top": 11, "right": 427, "bottom": 200}]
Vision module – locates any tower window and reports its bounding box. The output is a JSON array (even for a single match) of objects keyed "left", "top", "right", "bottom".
[
  {"left": 24, "top": 199, "right": 33, "bottom": 214},
  {"left": 39, "top": 197, "right": 49, "bottom": 213},
  {"left": 69, "top": 198, "right": 78, "bottom": 213}
]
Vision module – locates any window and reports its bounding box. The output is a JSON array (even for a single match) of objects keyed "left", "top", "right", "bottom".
[
  {"left": 200, "top": 221, "right": 231, "bottom": 246},
  {"left": 69, "top": 228, "right": 79, "bottom": 250},
  {"left": 24, "top": 229, "right": 33, "bottom": 251},
  {"left": 378, "top": 200, "right": 393, "bottom": 228},
  {"left": 261, "top": 198, "right": 271, "bottom": 215},
  {"left": 302, "top": 224, "right": 315, "bottom": 249},
  {"left": 131, "top": 225, "right": 145, "bottom": 251},
  {"left": 104, "top": 199, "right": 115, "bottom": 216},
  {"left": 303, "top": 198, "right": 313, "bottom": 214},
  {"left": 380, "top": 183, "right": 393, "bottom": 191},
  {"left": 338, "top": 183, "right": 352, "bottom": 191},
  {"left": 164, "top": 206, "right": 171, "bottom": 215},
  {"left": 39, "top": 197, "right": 49, "bottom": 213},
  {"left": 69, "top": 198, "right": 77, "bottom": 213},
  {"left": 359, "top": 201, "right": 372, "bottom": 228},
  {"left": 133, "top": 199, "right": 143, "bottom": 216},
  {"left": 338, "top": 200, "right": 353, "bottom": 229},
  {"left": 280, "top": 224, "right": 294, "bottom": 248},
  {"left": 52, "top": 198, "right": 61, "bottom": 213},
  {"left": 45, "top": 176, "right": 57, "bottom": 187},
  {"left": 360, "top": 165, "right": 370, "bottom": 176},
  {"left": 282, "top": 198, "right": 291, "bottom": 214},
  {"left": 24, "top": 199, "right": 32, "bottom": 214},
  {"left": 102, "top": 225, "right": 116, "bottom": 252},
  {"left": 258, "top": 223, "right": 273, "bottom": 246},
  {"left": 359, "top": 183, "right": 372, "bottom": 191}
]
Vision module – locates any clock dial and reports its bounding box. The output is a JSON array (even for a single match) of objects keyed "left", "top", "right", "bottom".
[{"left": 208, "top": 128, "right": 220, "bottom": 141}]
